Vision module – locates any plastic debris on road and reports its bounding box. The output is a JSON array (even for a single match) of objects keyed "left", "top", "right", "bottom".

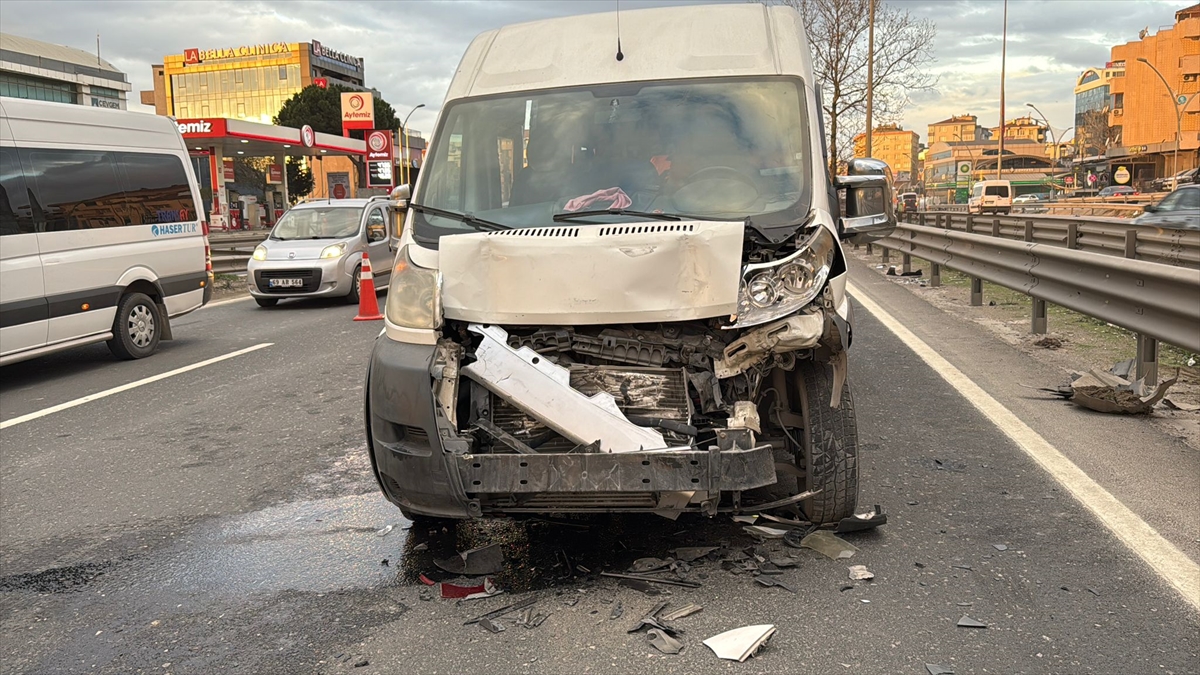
[
  {"left": 925, "top": 664, "right": 955, "bottom": 675},
  {"left": 440, "top": 577, "right": 501, "bottom": 600},
  {"left": 743, "top": 525, "right": 789, "bottom": 539},
  {"left": 647, "top": 628, "right": 684, "bottom": 654},
  {"left": 375, "top": 524, "right": 394, "bottom": 537},
  {"left": 672, "top": 547, "right": 718, "bottom": 562},
  {"left": 629, "top": 557, "right": 670, "bottom": 573},
  {"left": 434, "top": 543, "right": 504, "bottom": 576},
  {"left": 834, "top": 505, "right": 888, "bottom": 533},
  {"left": 957, "top": 615, "right": 988, "bottom": 629},
  {"left": 479, "top": 618, "right": 506, "bottom": 633},
  {"left": 609, "top": 601, "right": 623, "bottom": 620},
  {"left": 992, "top": 544, "right": 1008, "bottom": 551},
  {"left": 703, "top": 624, "right": 777, "bottom": 662},
  {"left": 660, "top": 603, "right": 703, "bottom": 621},
  {"left": 848, "top": 565, "right": 874, "bottom": 581},
  {"left": 731, "top": 515, "right": 758, "bottom": 524},
  {"left": 754, "top": 576, "right": 796, "bottom": 593},
  {"left": 799, "top": 530, "right": 859, "bottom": 559},
  {"left": 1035, "top": 360, "right": 1179, "bottom": 414}
]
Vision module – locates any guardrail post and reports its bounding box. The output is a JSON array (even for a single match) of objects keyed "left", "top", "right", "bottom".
[
  {"left": 881, "top": 245, "right": 890, "bottom": 263},
  {"left": 1031, "top": 299, "right": 1047, "bottom": 334},
  {"left": 1124, "top": 230, "right": 1138, "bottom": 260},
  {"left": 930, "top": 263, "right": 941, "bottom": 287},
  {"left": 970, "top": 277, "right": 983, "bottom": 306},
  {"left": 1024, "top": 221, "right": 1034, "bottom": 243},
  {"left": 1136, "top": 334, "right": 1159, "bottom": 387},
  {"left": 965, "top": 214, "right": 975, "bottom": 233},
  {"left": 902, "top": 253, "right": 912, "bottom": 275},
  {"left": 919, "top": 212, "right": 927, "bottom": 226},
  {"left": 1067, "top": 221, "right": 1079, "bottom": 249},
  {"left": 992, "top": 219, "right": 1001, "bottom": 238}
]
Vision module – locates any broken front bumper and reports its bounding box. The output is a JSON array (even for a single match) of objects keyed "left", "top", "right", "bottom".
[{"left": 365, "top": 336, "right": 778, "bottom": 519}]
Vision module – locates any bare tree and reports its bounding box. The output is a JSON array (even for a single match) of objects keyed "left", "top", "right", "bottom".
[
  {"left": 1077, "top": 108, "right": 1115, "bottom": 157},
  {"left": 754, "top": 0, "right": 937, "bottom": 176}
]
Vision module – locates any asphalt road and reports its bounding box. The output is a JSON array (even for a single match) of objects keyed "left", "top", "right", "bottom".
[{"left": 1, "top": 265, "right": 1197, "bottom": 675}]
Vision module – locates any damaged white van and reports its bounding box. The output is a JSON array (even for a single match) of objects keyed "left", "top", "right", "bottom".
[{"left": 364, "top": 3, "right": 895, "bottom": 524}]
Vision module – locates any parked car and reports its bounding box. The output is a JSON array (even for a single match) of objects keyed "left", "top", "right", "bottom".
[
  {"left": 899, "top": 192, "right": 918, "bottom": 212},
  {"left": 1013, "top": 194, "right": 1042, "bottom": 204},
  {"left": 1134, "top": 185, "right": 1200, "bottom": 230},
  {"left": 1, "top": 98, "right": 211, "bottom": 366},
  {"left": 248, "top": 197, "right": 399, "bottom": 307},
  {"left": 1152, "top": 168, "right": 1198, "bottom": 192},
  {"left": 1099, "top": 185, "right": 1137, "bottom": 198},
  {"left": 968, "top": 180, "right": 1012, "bottom": 214},
  {"left": 365, "top": 2, "right": 897, "bottom": 524}
]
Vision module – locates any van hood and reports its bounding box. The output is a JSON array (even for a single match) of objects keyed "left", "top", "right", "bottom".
[
  {"left": 437, "top": 221, "right": 744, "bottom": 325},
  {"left": 262, "top": 238, "right": 346, "bottom": 261}
]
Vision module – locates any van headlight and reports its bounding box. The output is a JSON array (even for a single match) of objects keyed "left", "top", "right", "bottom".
[
  {"left": 385, "top": 245, "right": 441, "bottom": 329},
  {"left": 252, "top": 245, "right": 267, "bottom": 261},
  {"left": 729, "top": 227, "right": 836, "bottom": 328},
  {"left": 319, "top": 243, "right": 346, "bottom": 259}
]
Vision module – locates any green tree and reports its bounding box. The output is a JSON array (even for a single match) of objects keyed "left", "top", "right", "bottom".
[
  {"left": 286, "top": 158, "right": 314, "bottom": 201},
  {"left": 274, "top": 84, "right": 400, "bottom": 139}
]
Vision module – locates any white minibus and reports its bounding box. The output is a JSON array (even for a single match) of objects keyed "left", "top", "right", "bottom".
[{"left": 0, "top": 98, "right": 212, "bottom": 365}]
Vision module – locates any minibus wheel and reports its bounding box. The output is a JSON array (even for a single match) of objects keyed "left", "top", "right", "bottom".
[{"left": 108, "top": 292, "right": 162, "bottom": 360}]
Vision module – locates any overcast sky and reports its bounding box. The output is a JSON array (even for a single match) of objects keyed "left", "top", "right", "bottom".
[{"left": 1, "top": 0, "right": 1192, "bottom": 143}]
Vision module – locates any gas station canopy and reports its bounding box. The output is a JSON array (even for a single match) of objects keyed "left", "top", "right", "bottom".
[{"left": 176, "top": 117, "right": 366, "bottom": 157}]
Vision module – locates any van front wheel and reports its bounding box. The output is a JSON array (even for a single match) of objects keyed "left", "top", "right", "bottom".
[{"left": 107, "top": 292, "right": 162, "bottom": 360}]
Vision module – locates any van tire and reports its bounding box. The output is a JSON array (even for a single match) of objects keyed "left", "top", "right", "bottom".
[
  {"left": 794, "top": 359, "right": 859, "bottom": 525},
  {"left": 255, "top": 297, "right": 278, "bottom": 308},
  {"left": 107, "top": 292, "right": 162, "bottom": 360},
  {"left": 345, "top": 265, "right": 362, "bottom": 305}
]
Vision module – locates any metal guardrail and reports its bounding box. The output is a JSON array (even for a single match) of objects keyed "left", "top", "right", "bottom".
[
  {"left": 907, "top": 211, "right": 1200, "bottom": 269},
  {"left": 209, "top": 232, "right": 268, "bottom": 274},
  {"left": 873, "top": 215, "right": 1200, "bottom": 382}
]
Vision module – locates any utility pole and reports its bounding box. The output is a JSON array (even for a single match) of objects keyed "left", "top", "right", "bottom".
[
  {"left": 997, "top": 0, "right": 1008, "bottom": 180},
  {"left": 864, "top": 0, "right": 877, "bottom": 157}
]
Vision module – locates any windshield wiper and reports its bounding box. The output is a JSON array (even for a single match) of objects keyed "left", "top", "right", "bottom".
[
  {"left": 410, "top": 202, "right": 507, "bottom": 232},
  {"left": 552, "top": 208, "right": 683, "bottom": 223}
]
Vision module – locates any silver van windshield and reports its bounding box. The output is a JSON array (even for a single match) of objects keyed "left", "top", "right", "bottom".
[
  {"left": 270, "top": 206, "right": 360, "bottom": 240},
  {"left": 415, "top": 78, "right": 810, "bottom": 238}
]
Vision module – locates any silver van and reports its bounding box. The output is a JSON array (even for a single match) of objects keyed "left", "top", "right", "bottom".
[
  {"left": 247, "top": 197, "right": 398, "bottom": 307},
  {"left": 365, "top": 4, "right": 895, "bottom": 524}
]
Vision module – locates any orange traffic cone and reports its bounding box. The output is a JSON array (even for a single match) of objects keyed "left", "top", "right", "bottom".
[{"left": 353, "top": 251, "right": 384, "bottom": 321}]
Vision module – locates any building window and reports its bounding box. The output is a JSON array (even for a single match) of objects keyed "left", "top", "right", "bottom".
[
  {"left": 0, "top": 72, "right": 77, "bottom": 105},
  {"left": 279, "top": 65, "right": 288, "bottom": 81},
  {"left": 1113, "top": 93, "right": 1124, "bottom": 109}
]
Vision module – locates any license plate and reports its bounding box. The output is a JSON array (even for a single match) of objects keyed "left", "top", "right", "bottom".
[{"left": 268, "top": 278, "right": 304, "bottom": 288}]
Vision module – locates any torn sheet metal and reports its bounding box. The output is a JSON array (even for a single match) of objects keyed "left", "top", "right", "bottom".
[
  {"left": 653, "top": 491, "right": 694, "bottom": 520},
  {"left": 438, "top": 220, "right": 744, "bottom": 325},
  {"left": 647, "top": 628, "right": 684, "bottom": 654},
  {"left": 434, "top": 543, "right": 505, "bottom": 576},
  {"left": 714, "top": 313, "right": 824, "bottom": 379},
  {"left": 432, "top": 341, "right": 463, "bottom": 427},
  {"left": 1069, "top": 369, "right": 1178, "bottom": 414},
  {"left": 703, "top": 624, "right": 777, "bottom": 662},
  {"left": 461, "top": 324, "right": 667, "bottom": 453},
  {"left": 660, "top": 603, "right": 703, "bottom": 621}
]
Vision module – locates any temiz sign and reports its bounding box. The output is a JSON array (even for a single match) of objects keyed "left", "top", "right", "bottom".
[
  {"left": 176, "top": 119, "right": 227, "bottom": 137},
  {"left": 341, "top": 92, "right": 375, "bottom": 132}
]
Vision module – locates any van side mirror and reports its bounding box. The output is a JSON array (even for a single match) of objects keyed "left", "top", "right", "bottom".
[
  {"left": 835, "top": 158, "right": 897, "bottom": 242},
  {"left": 389, "top": 184, "right": 411, "bottom": 208}
]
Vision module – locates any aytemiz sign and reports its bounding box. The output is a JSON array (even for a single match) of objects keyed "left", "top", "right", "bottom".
[
  {"left": 183, "top": 43, "right": 290, "bottom": 64},
  {"left": 311, "top": 40, "right": 363, "bottom": 70},
  {"left": 341, "top": 92, "right": 375, "bottom": 132},
  {"left": 176, "top": 118, "right": 228, "bottom": 137},
  {"left": 365, "top": 130, "right": 394, "bottom": 189}
]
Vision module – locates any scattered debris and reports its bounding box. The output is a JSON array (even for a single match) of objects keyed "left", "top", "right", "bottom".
[
  {"left": 925, "top": 664, "right": 955, "bottom": 675},
  {"left": 353, "top": 658, "right": 369, "bottom": 668},
  {"left": 464, "top": 597, "right": 538, "bottom": 626},
  {"left": 744, "top": 525, "right": 790, "bottom": 539},
  {"left": 957, "top": 616, "right": 987, "bottom": 629},
  {"left": 672, "top": 547, "right": 718, "bottom": 562},
  {"left": 951, "top": 565, "right": 973, "bottom": 571},
  {"left": 757, "top": 513, "right": 812, "bottom": 529},
  {"left": 418, "top": 574, "right": 436, "bottom": 586},
  {"left": 627, "top": 601, "right": 682, "bottom": 636},
  {"left": 380, "top": 559, "right": 389, "bottom": 567},
  {"left": 434, "top": 543, "right": 505, "bottom": 576},
  {"left": 1086, "top": 588, "right": 1101, "bottom": 597},
  {"left": 660, "top": 604, "right": 703, "bottom": 621},
  {"left": 1033, "top": 336, "right": 1064, "bottom": 350},
  {"left": 860, "top": 599, "right": 870, "bottom": 603},
  {"left": 647, "top": 628, "right": 684, "bottom": 654},
  {"left": 755, "top": 576, "right": 796, "bottom": 593},
  {"left": 609, "top": 601, "right": 623, "bottom": 620},
  {"left": 956, "top": 602, "right": 973, "bottom": 607},
  {"left": 527, "top": 613, "right": 549, "bottom": 628},
  {"left": 914, "top": 562, "right": 926, "bottom": 568},
  {"left": 479, "top": 618, "right": 506, "bottom": 633},
  {"left": 600, "top": 572, "right": 701, "bottom": 588},
  {"left": 799, "top": 530, "right": 859, "bottom": 560},
  {"left": 848, "top": 565, "right": 874, "bottom": 581},
  {"left": 839, "top": 584, "right": 854, "bottom": 592},
  {"left": 768, "top": 555, "right": 799, "bottom": 568},
  {"left": 703, "top": 625, "right": 777, "bottom": 662},
  {"left": 441, "top": 578, "right": 501, "bottom": 600},
  {"left": 630, "top": 557, "right": 670, "bottom": 573},
  {"left": 616, "top": 578, "right": 660, "bottom": 595},
  {"left": 412, "top": 542, "right": 428, "bottom": 552},
  {"left": 731, "top": 515, "right": 759, "bottom": 524},
  {"left": 835, "top": 505, "right": 888, "bottom": 533},
  {"left": 1164, "top": 398, "right": 1200, "bottom": 412},
  {"left": 992, "top": 544, "right": 1008, "bottom": 552},
  {"left": 906, "top": 501, "right": 919, "bottom": 506},
  {"left": 376, "top": 524, "right": 395, "bottom": 537},
  {"left": 1035, "top": 361, "right": 1179, "bottom": 414}
]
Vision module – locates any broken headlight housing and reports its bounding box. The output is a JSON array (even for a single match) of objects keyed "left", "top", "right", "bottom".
[
  {"left": 729, "top": 226, "right": 835, "bottom": 329},
  {"left": 385, "top": 245, "right": 442, "bottom": 330}
]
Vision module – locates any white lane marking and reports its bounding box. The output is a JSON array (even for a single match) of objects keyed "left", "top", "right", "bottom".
[
  {"left": 203, "top": 295, "right": 254, "bottom": 309},
  {"left": 0, "top": 343, "right": 273, "bottom": 430},
  {"left": 848, "top": 282, "right": 1200, "bottom": 611}
]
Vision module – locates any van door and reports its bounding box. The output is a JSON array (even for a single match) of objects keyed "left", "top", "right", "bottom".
[
  {"left": 364, "top": 206, "right": 391, "bottom": 282},
  {"left": 0, "top": 146, "right": 47, "bottom": 356}
]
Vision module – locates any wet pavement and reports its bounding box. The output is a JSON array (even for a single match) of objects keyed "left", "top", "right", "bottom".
[{"left": 2, "top": 281, "right": 1199, "bottom": 674}]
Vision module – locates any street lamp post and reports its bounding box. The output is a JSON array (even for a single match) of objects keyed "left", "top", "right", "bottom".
[
  {"left": 399, "top": 104, "right": 426, "bottom": 188},
  {"left": 1136, "top": 57, "right": 1198, "bottom": 185},
  {"left": 1025, "top": 103, "right": 1073, "bottom": 191}
]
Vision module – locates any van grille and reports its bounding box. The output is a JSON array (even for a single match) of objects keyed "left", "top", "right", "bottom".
[
  {"left": 489, "top": 227, "right": 579, "bottom": 237},
  {"left": 598, "top": 224, "right": 695, "bottom": 237}
]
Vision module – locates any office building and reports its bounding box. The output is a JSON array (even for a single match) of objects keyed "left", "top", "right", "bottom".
[{"left": 0, "top": 32, "right": 130, "bottom": 109}]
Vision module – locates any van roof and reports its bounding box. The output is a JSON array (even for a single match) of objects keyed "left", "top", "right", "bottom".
[
  {"left": 446, "top": 3, "right": 812, "bottom": 102},
  {"left": 0, "top": 98, "right": 185, "bottom": 151}
]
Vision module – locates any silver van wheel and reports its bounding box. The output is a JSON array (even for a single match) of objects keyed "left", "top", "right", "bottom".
[
  {"left": 107, "top": 292, "right": 162, "bottom": 360},
  {"left": 127, "top": 304, "right": 156, "bottom": 348}
]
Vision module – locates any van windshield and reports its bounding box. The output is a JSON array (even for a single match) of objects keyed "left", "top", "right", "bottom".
[
  {"left": 270, "top": 206, "right": 361, "bottom": 240},
  {"left": 414, "top": 78, "right": 811, "bottom": 241}
]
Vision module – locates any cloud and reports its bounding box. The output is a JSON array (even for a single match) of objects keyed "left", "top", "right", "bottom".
[{"left": 1, "top": 0, "right": 1194, "bottom": 142}]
